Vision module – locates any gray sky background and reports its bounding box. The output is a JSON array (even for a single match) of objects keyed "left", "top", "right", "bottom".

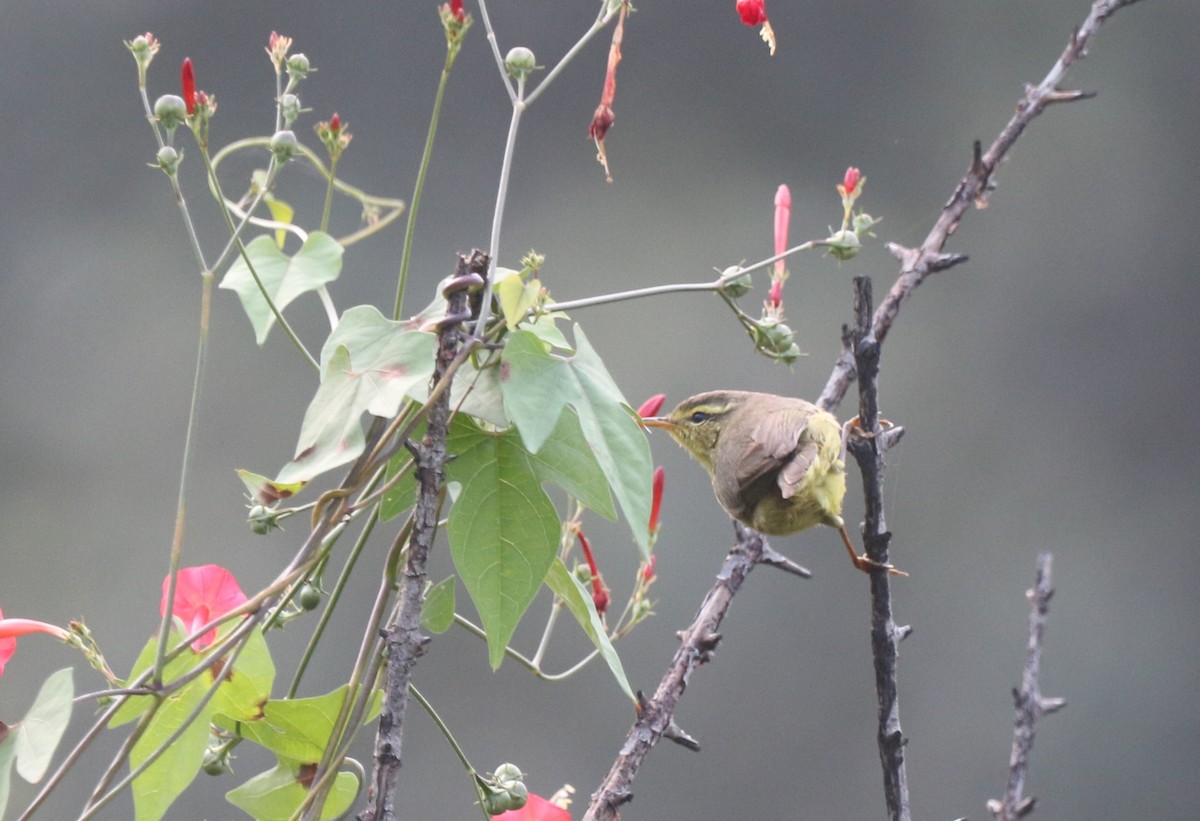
[{"left": 1, "top": 1, "right": 1198, "bottom": 819}]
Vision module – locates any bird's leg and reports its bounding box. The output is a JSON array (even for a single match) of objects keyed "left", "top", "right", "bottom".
[{"left": 837, "top": 521, "right": 908, "bottom": 577}]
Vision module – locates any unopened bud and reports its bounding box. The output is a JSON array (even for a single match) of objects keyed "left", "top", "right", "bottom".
[
  {"left": 270, "top": 130, "right": 298, "bottom": 163},
  {"left": 504, "top": 47, "right": 537, "bottom": 81},
  {"left": 718, "top": 266, "right": 753, "bottom": 298},
  {"left": 279, "top": 93, "right": 302, "bottom": 126},
  {"left": 286, "top": 53, "right": 311, "bottom": 79},
  {"left": 155, "top": 145, "right": 181, "bottom": 175},
  {"left": 153, "top": 94, "right": 188, "bottom": 130},
  {"left": 824, "top": 229, "right": 861, "bottom": 261}
]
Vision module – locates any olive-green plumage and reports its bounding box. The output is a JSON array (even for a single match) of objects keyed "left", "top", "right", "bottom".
[
  {"left": 644, "top": 390, "right": 846, "bottom": 536},
  {"left": 644, "top": 390, "right": 904, "bottom": 574}
]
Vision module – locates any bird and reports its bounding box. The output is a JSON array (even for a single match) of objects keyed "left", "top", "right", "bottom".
[{"left": 642, "top": 390, "right": 903, "bottom": 575}]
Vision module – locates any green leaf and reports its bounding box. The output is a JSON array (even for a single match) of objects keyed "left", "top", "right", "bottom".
[
  {"left": 497, "top": 269, "right": 542, "bottom": 331},
  {"left": 500, "top": 330, "right": 569, "bottom": 453},
  {"left": 544, "top": 559, "right": 634, "bottom": 701},
  {"left": 130, "top": 674, "right": 214, "bottom": 821},
  {"left": 263, "top": 196, "right": 295, "bottom": 249},
  {"left": 226, "top": 761, "right": 357, "bottom": 821},
  {"left": 446, "top": 417, "right": 562, "bottom": 669},
  {"left": 236, "top": 468, "right": 305, "bottom": 506},
  {"left": 211, "top": 628, "right": 275, "bottom": 724},
  {"left": 0, "top": 731, "right": 16, "bottom": 821},
  {"left": 110, "top": 631, "right": 194, "bottom": 727},
  {"left": 224, "top": 685, "right": 378, "bottom": 764},
  {"left": 528, "top": 408, "right": 615, "bottom": 520},
  {"left": 274, "top": 318, "right": 436, "bottom": 486},
  {"left": 14, "top": 667, "right": 74, "bottom": 782},
  {"left": 500, "top": 327, "right": 650, "bottom": 547},
  {"left": 219, "top": 232, "right": 344, "bottom": 345},
  {"left": 421, "top": 577, "right": 457, "bottom": 634},
  {"left": 565, "top": 326, "right": 654, "bottom": 557}
]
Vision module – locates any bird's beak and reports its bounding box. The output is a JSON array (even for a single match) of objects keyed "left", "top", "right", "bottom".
[{"left": 640, "top": 416, "right": 675, "bottom": 431}]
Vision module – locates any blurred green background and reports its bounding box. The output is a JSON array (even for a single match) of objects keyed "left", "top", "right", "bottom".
[{"left": 2, "top": 1, "right": 1198, "bottom": 818}]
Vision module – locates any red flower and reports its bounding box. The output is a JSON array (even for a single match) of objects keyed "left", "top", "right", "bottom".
[
  {"left": 181, "top": 57, "right": 196, "bottom": 115},
  {"left": 576, "top": 530, "right": 609, "bottom": 616},
  {"left": 649, "top": 466, "right": 666, "bottom": 533},
  {"left": 736, "top": 0, "right": 768, "bottom": 27},
  {"left": 494, "top": 793, "right": 571, "bottom": 821},
  {"left": 842, "top": 167, "right": 861, "bottom": 196},
  {"left": 449, "top": 0, "right": 465, "bottom": 22},
  {"left": 642, "top": 555, "right": 657, "bottom": 584},
  {"left": 636, "top": 394, "right": 666, "bottom": 419},
  {"left": 329, "top": 112, "right": 341, "bottom": 133},
  {"left": 162, "top": 565, "right": 248, "bottom": 650},
  {"left": 0, "top": 607, "right": 70, "bottom": 677}
]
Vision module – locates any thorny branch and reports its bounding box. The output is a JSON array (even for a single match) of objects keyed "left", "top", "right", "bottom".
[
  {"left": 844, "top": 277, "right": 911, "bottom": 821},
  {"left": 587, "top": 0, "right": 1140, "bottom": 816},
  {"left": 360, "top": 250, "right": 488, "bottom": 821}
]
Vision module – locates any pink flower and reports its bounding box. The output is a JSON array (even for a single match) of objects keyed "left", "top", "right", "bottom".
[
  {"left": 649, "top": 466, "right": 666, "bottom": 534},
  {"left": 774, "top": 184, "right": 791, "bottom": 278},
  {"left": 0, "top": 607, "right": 70, "bottom": 677},
  {"left": 180, "top": 58, "right": 196, "bottom": 116},
  {"left": 642, "top": 555, "right": 657, "bottom": 584},
  {"left": 494, "top": 793, "right": 571, "bottom": 821},
  {"left": 636, "top": 394, "right": 666, "bottom": 419},
  {"left": 768, "top": 278, "right": 783, "bottom": 309},
  {"left": 162, "top": 565, "right": 248, "bottom": 650},
  {"left": 736, "top": 0, "right": 768, "bottom": 26}
]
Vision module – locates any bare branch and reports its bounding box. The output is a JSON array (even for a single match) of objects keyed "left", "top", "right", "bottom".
[
  {"left": 582, "top": 523, "right": 780, "bottom": 821},
  {"left": 844, "top": 277, "right": 911, "bottom": 821},
  {"left": 987, "top": 552, "right": 1064, "bottom": 821},
  {"left": 819, "top": 0, "right": 1146, "bottom": 411},
  {"left": 360, "top": 251, "right": 488, "bottom": 821}
]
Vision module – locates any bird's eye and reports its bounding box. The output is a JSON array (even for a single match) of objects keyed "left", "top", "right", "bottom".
[{"left": 689, "top": 411, "right": 710, "bottom": 424}]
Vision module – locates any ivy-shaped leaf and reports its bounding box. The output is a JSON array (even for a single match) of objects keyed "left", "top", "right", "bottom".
[
  {"left": 500, "top": 327, "right": 653, "bottom": 556},
  {"left": 544, "top": 559, "right": 634, "bottom": 701},
  {"left": 446, "top": 417, "right": 562, "bottom": 670},
  {"left": 219, "top": 232, "right": 344, "bottom": 345},
  {"left": 273, "top": 314, "right": 436, "bottom": 486}
]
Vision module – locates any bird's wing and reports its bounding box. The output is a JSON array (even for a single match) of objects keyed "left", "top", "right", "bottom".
[{"left": 733, "top": 408, "right": 818, "bottom": 503}]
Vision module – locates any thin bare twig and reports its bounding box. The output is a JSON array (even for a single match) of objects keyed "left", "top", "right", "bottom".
[{"left": 987, "top": 552, "right": 1065, "bottom": 820}]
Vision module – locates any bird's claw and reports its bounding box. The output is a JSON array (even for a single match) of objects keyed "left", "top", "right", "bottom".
[{"left": 851, "top": 553, "right": 909, "bottom": 577}]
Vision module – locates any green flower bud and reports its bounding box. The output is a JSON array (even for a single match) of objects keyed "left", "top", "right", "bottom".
[
  {"left": 279, "top": 93, "right": 302, "bottom": 126},
  {"left": 718, "top": 265, "right": 753, "bottom": 298},
  {"left": 504, "top": 47, "right": 537, "bottom": 81},
  {"left": 155, "top": 145, "right": 181, "bottom": 176},
  {"left": 286, "top": 53, "right": 311, "bottom": 79},
  {"left": 753, "top": 318, "right": 802, "bottom": 363},
  {"left": 270, "top": 129, "right": 298, "bottom": 163},
  {"left": 852, "top": 212, "right": 879, "bottom": 236},
  {"left": 824, "top": 229, "right": 861, "bottom": 261},
  {"left": 153, "top": 94, "right": 188, "bottom": 130}
]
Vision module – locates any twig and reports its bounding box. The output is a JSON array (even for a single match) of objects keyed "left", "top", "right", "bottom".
[
  {"left": 360, "top": 250, "right": 488, "bottom": 821},
  {"left": 583, "top": 522, "right": 798, "bottom": 821},
  {"left": 987, "top": 552, "right": 1065, "bottom": 820},
  {"left": 844, "top": 277, "right": 911, "bottom": 821},
  {"left": 818, "top": 0, "right": 1146, "bottom": 411}
]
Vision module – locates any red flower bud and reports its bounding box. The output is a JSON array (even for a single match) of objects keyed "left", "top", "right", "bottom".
[
  {"left": 181, "top": 57, "right": 196, "bottom": 116},
  {"left": 736, "top": 0, "right": 768, "bottom": 26},
  {"left": 642, "top": 555, "right": 657, "bottom": 584},
  {"left": 649, "top": 466, "right": 666, "bottom": 533},
  {"left": 576, "top": 530, "right": 609, "bottom": 616},
  {"left": 637, "top": 394, "right": 666, "bottom": 419},
  {"left": 450, "top": 0, "right": 465, "bottom": 22},
  {"left": 330, "top": 112, "right": 341, "bottom": 133},
  {"left": 843, "top": 167, "right": 861, "bottom": 196},
  {"left": 769, "top": 278, "right": 783, "bottom": 308}
]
